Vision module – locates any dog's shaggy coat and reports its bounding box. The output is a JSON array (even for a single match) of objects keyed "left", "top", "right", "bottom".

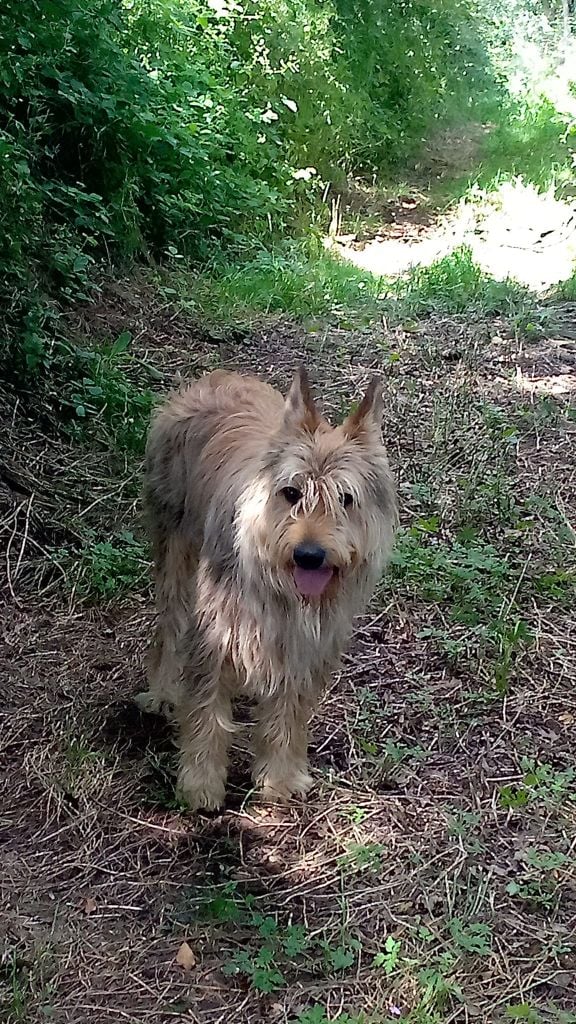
[{"left": 138, "top": 367, "right": 397, "bottom": 810}]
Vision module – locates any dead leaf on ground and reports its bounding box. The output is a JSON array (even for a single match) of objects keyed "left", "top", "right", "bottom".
[
  {"left": 83, "top": 897, "right": 97, "bottom": 916},
  {"left": 176, "top": 941, "right": 197, "bottom": 970}
]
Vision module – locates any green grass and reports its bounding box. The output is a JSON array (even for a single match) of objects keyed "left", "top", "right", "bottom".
[
  {"left": 471, "top": 97, "right": 576, "bottom": 195},
  {"left": 188, "top": 243, "right": 386, "bottom": 324},
  {"left": 427, "top": 95, "right": 576, "bottom": 210},
  {"left": 183, "top": 241, "right": 542, "bottom": 327},
  {"left": 552, "top": 271, "right": 576, "bottom": 301},
  {"left": 389, "top": 246, "right": 534, "bottom": 318}
]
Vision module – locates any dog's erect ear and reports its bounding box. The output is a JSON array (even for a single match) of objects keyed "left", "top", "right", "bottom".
[
  {"left": 341, "top": 377, "right": 383, "bottom": 440},
  {"left": 283, "top": 365, "right": 321, "bottom": 432}
]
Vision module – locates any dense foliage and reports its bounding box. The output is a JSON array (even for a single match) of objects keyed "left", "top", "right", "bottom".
[{"left": 0, "top": 0, "right": 498, "bottom": 371}]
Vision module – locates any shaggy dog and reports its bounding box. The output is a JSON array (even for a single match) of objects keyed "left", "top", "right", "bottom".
[{"left": 137, "top": 367, "right": 397, "bottom": 810}]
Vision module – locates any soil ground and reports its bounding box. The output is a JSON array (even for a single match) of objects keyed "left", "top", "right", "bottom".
[{"left": 2, "top": 138, "right": 576, "bottom": 1024}]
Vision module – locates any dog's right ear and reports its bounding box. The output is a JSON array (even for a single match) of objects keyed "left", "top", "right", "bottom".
[{"left": 283, "top": 365, "right": 321, "bottom": 432}]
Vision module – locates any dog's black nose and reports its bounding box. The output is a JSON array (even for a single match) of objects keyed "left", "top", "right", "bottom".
[{"left": 293, "top": 543, "right": 326, "bottom": 570}]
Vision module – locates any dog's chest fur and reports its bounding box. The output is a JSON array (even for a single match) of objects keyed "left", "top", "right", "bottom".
[{"left": 194, "top": 556, "right": 376, "bottom": 699}]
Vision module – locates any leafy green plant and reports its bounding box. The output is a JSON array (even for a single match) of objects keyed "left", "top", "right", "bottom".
[
  {"left": 321, "top": 938, "right": 362, "bottom": 974},
  {"left": 446, "top": 810, "right": 485, "bottom": 853},
  {"left": 222, "top": 946, "right": 286, "bottom": 993},
  {"left": 338, "top": 842, "right": 385, "bottom": 874},
  {"left": 504, "top": 1003, "right": 542, "bottom": 1022},
  {"left": 505, "top": 846, "right": 570, "bottom": 910},
  {"left": 54, "top": 529, "right": 149, "bottom": 600},
  {"left": 373, "top": 935, "right": 402, "bottom": 975},
  {"left": 292, "top": 1008, "right": 369, "bottom": 1024},
  {"left": 448, "top": 919, "right": 492, "bottom": 955},
  {"left": 500, "top": 760, "right": 575, "bottom": 810},
  {"left": 418, "top": 952, "right": 463, "bottom": 1010}
]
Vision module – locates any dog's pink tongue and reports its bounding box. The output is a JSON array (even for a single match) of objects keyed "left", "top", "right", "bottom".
[{"left": 293, "top": 566, "right": 333, "bottom": 597}]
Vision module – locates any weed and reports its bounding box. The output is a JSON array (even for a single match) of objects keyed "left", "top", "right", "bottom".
[
  {"left": 222, "top": 946, "right": 286, "bottom": 993},
  {"left": 292, "top": 1008, "right": 369, "bottom": 1024},
  {"left": 2, "top": 953, "right": 31, "bottom": 1022},
  {"left": 53, "top": 529, "right": 150, "bottom": 601},
  {"left": 417, "top": 952, "right": 463, "bottom": 1010},
  {"left": 388, "top": 525, "right": 530, "bottom": 677},
  {"left": 505, "top": 846, "right": 571, "bottom": 911},
  {"left": 373, "top": 935, "right": 402, "bottom": 975},
  {"left": 499, "top": 760, "right": 575, "bottom": 810},
  {"left": 321, "top": 938, "right": 362, "bottom": 974},
  {"left": 554, "top": 272, "right": 576, "bottom": 301},
  {"left": 0, "top": 947, "right": 55, "bottom": 1023},
  {"left": 504, "top": 1003, "right": 542, "bottom": 1022},
  {"left": 448, "top": 918, "right": 492, "bottom": 955},
  {"left": 338, "top": 842, "right": 385, "bottom": 875},
  {"left": 190, "top": 244, "right": 385, "bottom": 323},
  {"left": 446, "top": 810, "right": 486, "bottom": 853},
  {"left": 63, "top": 333, "right": 155, "bottom": 451},
  {"left": 221, "top": 912, "right": 361, "bottom": 992},
  {"left": 198, "top": 883, "right": 245, "bottom": 925},
  {"left": 62, "top": 736, "right": 102, "bottom": 782}
]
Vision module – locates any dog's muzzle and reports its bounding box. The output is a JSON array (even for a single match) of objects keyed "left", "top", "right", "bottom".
[{"left": 293, "top": 543, "right": 334, "bottom": 597}]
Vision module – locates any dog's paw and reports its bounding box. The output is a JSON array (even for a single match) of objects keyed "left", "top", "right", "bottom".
[
  {"left": 256, "top": 767, "right": 314, "bottom": 804},
  {"left": 177, "top": 766, "right": 226, "bottom": 813},
  {"left": 134, "top": 690, "right": 162, "bottom": 713},
  {"left": 134, "top": 691, "right": 175, "bottom": 720}
]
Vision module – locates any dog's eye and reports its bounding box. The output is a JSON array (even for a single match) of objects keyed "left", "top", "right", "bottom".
[
  {"left": 281, "top": 486, "right": 302, "bottom": 506},
  {"left": 341, "top": 491, "right": 354, "bottom": 509}
]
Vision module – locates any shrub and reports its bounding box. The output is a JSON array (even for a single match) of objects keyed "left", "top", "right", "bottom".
[{"left": 0, "top": 0, "right": 498, "bottom": 381}]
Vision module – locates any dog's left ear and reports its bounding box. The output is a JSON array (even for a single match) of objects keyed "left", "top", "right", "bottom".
[
  {"left": 341, "top": 377, "right": 383, "bottom": 440},
  {"left": 283, "top": 365, "right": 321, "bottom": 432}
]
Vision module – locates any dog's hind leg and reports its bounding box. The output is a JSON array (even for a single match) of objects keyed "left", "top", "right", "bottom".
[
  {"left": 136, "top": 533, "right": 197, "bottom": 719},
  {"left": 252, "top": 691, "right": 316, "bottom": 803}
]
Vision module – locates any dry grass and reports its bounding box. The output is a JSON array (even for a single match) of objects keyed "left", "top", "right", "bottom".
[{"left": 1, "top": 280, "right": 576, "bottom": 1024}]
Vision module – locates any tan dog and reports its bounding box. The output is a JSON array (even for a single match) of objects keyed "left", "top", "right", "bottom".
[{"left": 138, "top": 367, "right": 397, "bottom": 810}]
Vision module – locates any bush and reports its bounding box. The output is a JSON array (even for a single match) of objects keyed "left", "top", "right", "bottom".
[{"left": 0, "top": 0, "right": 498, "bottom": 382}]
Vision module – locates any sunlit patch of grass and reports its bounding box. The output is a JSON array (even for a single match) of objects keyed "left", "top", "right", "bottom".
[
  {"left": 434, "top": 96, "right": 576, "bottom": 205},
  {"left": 475, "top": 97, "right": 575, "bottom": 194}
]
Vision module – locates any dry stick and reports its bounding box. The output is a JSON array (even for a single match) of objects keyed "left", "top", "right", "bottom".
[
  {"left": 5, "top": 497, "right": 26, "bottom": 606},
  {"left": 13, "top": 492, "right": 34, "bottom": 582}
]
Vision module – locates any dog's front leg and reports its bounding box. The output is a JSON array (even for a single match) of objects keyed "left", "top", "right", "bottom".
[
  {"left": 176, "top": 680, "right": 234, "bottom": 812},
  {"left": 252, "top": 692, "right": 315, "bottom": 803}
]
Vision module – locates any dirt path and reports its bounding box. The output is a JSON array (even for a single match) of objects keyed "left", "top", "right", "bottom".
[
  {"left": 331, "top": 125, "right": 576, "bottom": 293},
  {"left": 2, "top": 267, "right": 576, "bottom": 1023}
]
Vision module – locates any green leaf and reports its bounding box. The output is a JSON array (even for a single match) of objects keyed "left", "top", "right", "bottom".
[
  {"left": 252, "top": 966, "right": 285, "bottom": 992},
  {"left": 325, "top": 945, "right": 355, "bottom": 971},
  {"left": 111, "top": 331, "right": 132, "bottom": 356},
  {"left": 282, "top": 924, "right": 309, "bottom": 958}
]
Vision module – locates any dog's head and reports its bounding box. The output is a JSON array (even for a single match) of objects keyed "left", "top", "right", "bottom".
[{"left": 237, "top": 367, "right": 398, "bottom": 602}]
